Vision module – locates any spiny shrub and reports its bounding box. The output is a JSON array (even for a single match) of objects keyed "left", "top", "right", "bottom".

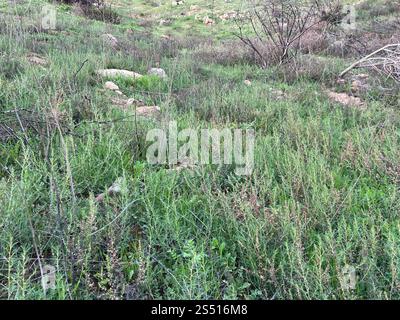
[{"left": 55, "top": 0, "right": 121, "bottom": 24}]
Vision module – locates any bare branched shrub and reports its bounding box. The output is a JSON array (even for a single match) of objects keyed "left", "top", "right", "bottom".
[
  {"left": 235, "top": 0, "right": 341, "bottom": 66},
  {"left": 57, "top": 0, "right": 121, "bottom": 24},
  {"left": 340, "top": 44, "right": 400, "bottom": 84},
  {"left": 81, "top": 2, "right": 121, "bottom": 24}
]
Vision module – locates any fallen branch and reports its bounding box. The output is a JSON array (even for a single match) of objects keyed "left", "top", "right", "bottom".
[{"left": 340, "top": 44, "right": 400, "bottom": 82}]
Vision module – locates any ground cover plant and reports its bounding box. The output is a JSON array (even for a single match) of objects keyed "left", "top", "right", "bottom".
[{"left": 0, "top": 0, "right": 399, "bottom": 300}]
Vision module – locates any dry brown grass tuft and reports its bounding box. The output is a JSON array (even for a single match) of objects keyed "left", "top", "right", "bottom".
[
  {"left": 191, "top": 40, "right": 254, "bottom": 66},
  {"left": 276, "top": 55, "right": 339, "bottom": 84}
]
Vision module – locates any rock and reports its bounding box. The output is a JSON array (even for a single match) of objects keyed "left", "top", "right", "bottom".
[
  {"left": 111, "top": 97, "right": 129, "bottom": 106},
  {"left": 111, "top": 100, "right": 160, "bottom": 117},
  {"left": 186, "top": 5, "right": 201, "bottom": 16},
  {"left": 104, "top": 81, "right": 120, "bottom": 91},
  {"left": 95, "top": 193, "right": 105, "bottom": 203},
  {"left": 96, "top": 69, "right": 142, "bottom": 79},
  {"left": 135, "top": 106, "right": 161, "bottom": 117},
  {"left": 108, "top": 177, "right": 123, "bottom": 195},
  {"left": 219, "top": 11, "right": 237, "bottom": 21},
  {"left": 101, "top": 33, "right": 119, "bottom": 49},
  {"left": 351, "top": 80, "right": 363, "bottom": 94},
  {"left": 352, "top": 73, "right": 369, "bottom": 80},
  {"left": 160, "top": 34, "right": 171, "bottom": 40},
  {"left": 111, "top": 97, "right": 144, "bottom": 107},
  {"left": 268, "top": 88, "right": 285, "bottom": 100},
  {"left": 168, "top": 156, "right": 197, "bottom": 172},
  {"left": 203, "top": 16, "right": 215, "bottom": 25},
  {"left": 336, "top": 78, "right": 346, "bottom": 85},
  {"left": 26, "top": 53, "right": 48, "bottom": 66},
  {"left": 148, "top": 67, "right": 167, "bottom": 80},
  {"left": 327, "top": 90, "right": 366, "bottom": 109},
  {"left": 244, "top": 79, "right": 252, "bottom": 86},
  {"left": 159, "top": 19, "right": 168, "bottom": 26},
  {"left": 95, "top": 177, "right": 124, "bottom": 203},
  {"left": 126, "top": 98, "right": 144, "bottom": 106}
]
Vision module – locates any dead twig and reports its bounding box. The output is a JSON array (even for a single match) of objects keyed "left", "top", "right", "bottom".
[
  {"left": 73, "top": 58, "right": 89, "bottom": 81},
  {"left": 0, "top": 109, "right": 69, "bottom": 142}
]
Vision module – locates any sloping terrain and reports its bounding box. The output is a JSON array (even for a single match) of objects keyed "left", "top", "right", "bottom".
[{"left": 0, "top": 0, "right": 399, "bottom": 299}]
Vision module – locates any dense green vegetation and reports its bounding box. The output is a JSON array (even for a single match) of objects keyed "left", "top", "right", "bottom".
[{"left": 0, "top": 0, "right": 399, "bottom": 299}]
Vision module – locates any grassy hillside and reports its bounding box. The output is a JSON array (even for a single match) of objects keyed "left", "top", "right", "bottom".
[
  {"left": 114, "top": 0, "right": 246, "bottom": 37},
  {"left": 0, "top": 0, "right": 399, "bottom": 299}
]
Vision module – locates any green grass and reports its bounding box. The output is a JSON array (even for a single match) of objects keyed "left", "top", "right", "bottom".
[
  {"left": 114, "top": 0, "right": 246, "bottom": 38},
  {"left": 0, "top": 0, "right": 399, "bottom": 300}
]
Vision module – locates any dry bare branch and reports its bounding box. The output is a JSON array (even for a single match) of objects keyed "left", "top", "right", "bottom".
[
  {"left": 234, "top": 0, "right": 341, "bottom": 66},
  {"left": 340, "top": 44, "right": 400, "bottom": 82}
]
